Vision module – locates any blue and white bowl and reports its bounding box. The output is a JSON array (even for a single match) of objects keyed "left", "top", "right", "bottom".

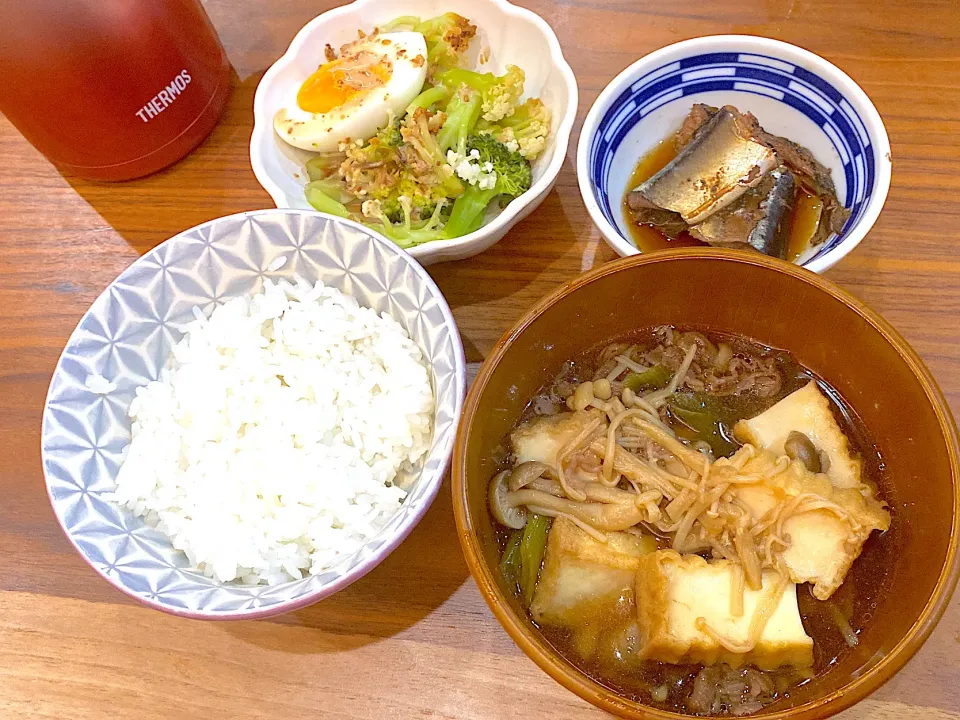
[{"left": 576, "top": 36, "right": 891, "bottom": 273}]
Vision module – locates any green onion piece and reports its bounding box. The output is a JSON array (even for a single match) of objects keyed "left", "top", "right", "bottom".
[
  {"left": 668, "top": 393, "right": 740, "bottom": 457},
  {"left": 622, "top": 365, "right": 671, "bottom": 392},
  {"left": 498, "top": 531, "right": 523, "bottom": 591},
  {"left": 519, "top": 514, "right": 551, "bottom": 607}
]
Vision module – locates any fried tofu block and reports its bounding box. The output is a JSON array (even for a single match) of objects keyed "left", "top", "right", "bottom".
[
  {"left": 730, "top": 447, "right": 890, "bottom": 600},
  {"left": 511, "top": 410, "right": 600, "bottom": 468},
  {"left": 635, "top": 551, "right": 813, "bottom": 670},
  {"left": 780, "top": 510, "right": 856, "bottom": 592},
  {"left": 530, "top": 517, "right": 656, "bottom": 626},
  {"left": 734, "top": 381, "right": 862, "bottom": 489}
]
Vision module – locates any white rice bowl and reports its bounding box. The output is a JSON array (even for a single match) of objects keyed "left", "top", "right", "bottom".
[{"left": 109, "top": 277, "right": 434, "bottom": 586}]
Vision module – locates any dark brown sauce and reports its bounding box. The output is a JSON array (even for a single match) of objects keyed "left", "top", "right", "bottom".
[
  {"left": 622, "top": 140, "right": 822, "bottom": 262},
  {"left": 494, "top": 327, "right": 898, "bottom": 716},
  {"left": 621, "top": 140, "right": 702, "bottom": 252},
  {"left": 786, "top": 191, "right": 824, "bottom": 263}
]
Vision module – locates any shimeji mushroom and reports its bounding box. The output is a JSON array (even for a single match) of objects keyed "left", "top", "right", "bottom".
[{"left": 489, "top": 470, "right": 527, "bottom": 529}]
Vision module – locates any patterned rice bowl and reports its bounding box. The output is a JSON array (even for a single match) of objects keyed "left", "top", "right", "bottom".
[
  {"left": 577, "top": 35, "right": 892, "bottom": 273},
  {"left": 40, "top": 209, "right": 465, "bottom": 619}
]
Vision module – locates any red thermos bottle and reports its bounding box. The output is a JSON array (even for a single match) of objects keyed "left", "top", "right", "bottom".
[{"left": 0, "top": 0, "right": 231, "bottom": 181}]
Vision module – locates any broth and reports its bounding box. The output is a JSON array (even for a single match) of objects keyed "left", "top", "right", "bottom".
[{"left": 491, "top": 327, "right": 897, "bottom": 716}]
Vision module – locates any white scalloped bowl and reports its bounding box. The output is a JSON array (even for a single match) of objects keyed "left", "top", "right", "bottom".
[
  {"left": 577, "top": 36, "right": 892, "bottom": 273},
  {"left": 41, "top": 210, "right": 465, "bottom": 619},
  {"left": 250, "top": 0, "right": 578, "bottom": 265}
]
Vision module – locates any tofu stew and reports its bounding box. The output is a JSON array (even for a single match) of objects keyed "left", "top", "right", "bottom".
[{"left": 487, "top": 326, "right": 895, "bottom": 716}]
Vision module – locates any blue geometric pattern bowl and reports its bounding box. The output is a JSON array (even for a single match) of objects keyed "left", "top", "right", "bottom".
[
  {"left": 577, "top": 36, "right": 891, "bottom": 273},
  {"left": 41, "top": 209, "right": 465, "bottom": 619}
]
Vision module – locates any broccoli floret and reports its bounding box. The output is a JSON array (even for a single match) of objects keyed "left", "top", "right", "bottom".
[
  {"left": 406, "top": 85, "right": 451, "bottom": 115},
  {"left": 464, "top": 133, "right": 532, "bottom": 199},
  {"left": 437, "top": 88, "right": 482, "bottom": 155},
  {"left": 340, "top": 122, "right": 401, "bottom": 176},
  {"left": 389, "top": 175, "right": 442, "bottom": 221},
  {"left": 354, "top": 135, "right": 530, "bottom": 244},
  {"left": 378, "top": 117, "right": 404, "bottom": 148},
  {"left": 489, "top": 98, "right": 551, "bottom": 159},
  {"left": 331, "top": 108, "right": 463, "bottom": 223},
  {"left": 437, "top": 66, "right": 525, "bottom": 122},
  {"left": 441, "top": 134, "right": 533, "bottom": 238},
  {"left": 362, "top": 197, "right": 453, "bottom": 248},
  {"left": 379, "top": 196, "right": 402, "bottom": 223},
  {"left": 399, "top": 108, "right": 464, "bottom": 198}
]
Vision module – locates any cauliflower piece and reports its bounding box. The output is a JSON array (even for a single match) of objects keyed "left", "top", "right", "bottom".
[
  {"left": 496, "top": 126, "right": 521, "bottom": 154},
  {"left": 517, "top": 134, "right": 547, "bottom": 160},
  {"left": 446, "top": 149, "right": 498, "bottom": 190},
  {"left": 492, "top": 98, "right": 552, "bottom": 160},
  {"left": 437, "top": 65, "right": 525, "bottom": 123},
  {"left": 360, "top": 199, "right": 383, "bottom": 219}
]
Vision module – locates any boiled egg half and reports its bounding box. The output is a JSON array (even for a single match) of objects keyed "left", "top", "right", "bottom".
[{"left": 274, "top": 32, "right": 428, "bottom": 152}]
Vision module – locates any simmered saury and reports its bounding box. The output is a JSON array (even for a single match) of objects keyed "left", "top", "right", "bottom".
[
  {"left": 629, "top": 107, "right": 778, "bottom": 226},
  {"left": 625, "top": 104, "right": 851, "bottom": 259},
  {"left": 689, "top": 166, "right": 795, "bottom": 257}
]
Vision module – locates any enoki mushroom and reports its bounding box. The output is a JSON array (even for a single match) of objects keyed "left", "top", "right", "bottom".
[{"left": 505, "top": 402, "right": 864, "bottom": 595}]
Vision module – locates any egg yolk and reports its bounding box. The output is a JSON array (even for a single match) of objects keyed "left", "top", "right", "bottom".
[{"left": 297, "top": 55, "right": 392, "bottom": 114}]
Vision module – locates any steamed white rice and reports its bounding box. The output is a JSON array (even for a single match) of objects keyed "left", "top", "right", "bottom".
[{"left": 110, "top": 277, "right": 434, "bottom": 585}]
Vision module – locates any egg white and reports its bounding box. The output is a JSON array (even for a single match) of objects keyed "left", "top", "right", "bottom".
[{"left": 274, "top": 32, "right": 428, "bottom": 152}]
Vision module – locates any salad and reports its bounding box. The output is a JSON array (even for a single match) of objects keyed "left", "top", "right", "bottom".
[{"left": 272, "top": 13, "right": 551, "bottom": 247}]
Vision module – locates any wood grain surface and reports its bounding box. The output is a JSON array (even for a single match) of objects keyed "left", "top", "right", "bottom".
[{"left": 2, "top": 1, "right": 959, "bottom": 718}]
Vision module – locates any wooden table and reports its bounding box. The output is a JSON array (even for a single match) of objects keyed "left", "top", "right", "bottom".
[{"left": 2, "top": 1, "right": 958, "bottom": 718}]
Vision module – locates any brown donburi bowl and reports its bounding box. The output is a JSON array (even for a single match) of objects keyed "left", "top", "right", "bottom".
[{"left": 452, "top": 249, "right": 960, "bottom": 719}]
